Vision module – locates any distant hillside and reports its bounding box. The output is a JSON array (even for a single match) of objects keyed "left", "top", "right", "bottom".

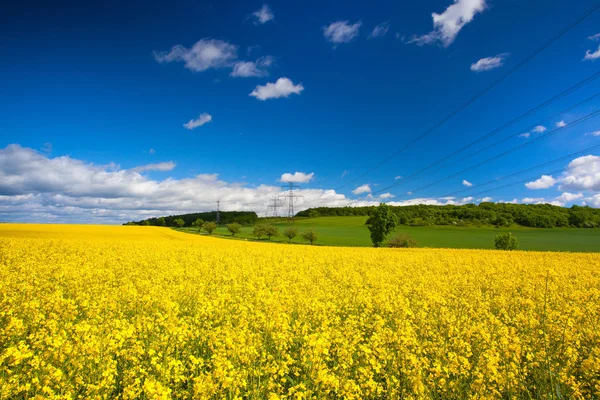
[
  {"left": 125, "top": 211, "right": 257, "bottom": 227},
  {"left": 297, "top": 203, "right": 600, "bottom": 228}
]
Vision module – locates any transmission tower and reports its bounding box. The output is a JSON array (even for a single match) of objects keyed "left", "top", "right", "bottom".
[
  {"left": 267, "top": 197, "right": 283, "bottom": 217},
  {"left": 279, "top": 183, "right": 303, "bottom": 223},
  {"left": 216, "top": 200, "right": 220, "bottom": 224}
]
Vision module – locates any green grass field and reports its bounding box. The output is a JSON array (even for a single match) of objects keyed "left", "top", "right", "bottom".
[{"left": 177, "top": 216, "right": 600, "bottom": 252}]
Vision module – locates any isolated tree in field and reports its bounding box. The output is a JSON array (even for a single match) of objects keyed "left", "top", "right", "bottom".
[
  {"left": 253, "top": 224, "right": 266, "bottom": 240},
  {"left": 226, "top": 223, "right": 242, "bottom": 236},
  {"left": 263, "top": 224, "right": 279, "bottom": 241},
  {"left": 283, "top": 227, "right": 298, "bottom": 242},
  {"left": 366, "top": 203, "right": 398, "bottom": 247},
  {"left": 495, "top": 233, "right": 519, "bottom": 250},
  {"left": 202, "top": 221, "right": 217, "bottom": 235},
  {"left": 157, "top": 217, "right": 166, "bottom": 227},
  {"left": 173, "top": 218, "right": 185, "bottom": 228},
  {"left": 301, "top": 229, "right": 318, "bottom": 245},
  {"left": 192, "top": 218, "right": 204, "bottom": 232}
]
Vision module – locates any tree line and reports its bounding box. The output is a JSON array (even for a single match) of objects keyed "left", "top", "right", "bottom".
[
  {"left": 123, "top": 211, "right": 258, "bottom": 227},
  {"left": 297, "top": 203, "right": 600, "bottom": 228}
]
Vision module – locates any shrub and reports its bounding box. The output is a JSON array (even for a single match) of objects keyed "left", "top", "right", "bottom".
[
  {"left": 387, "top": 233, "right": 418, "bottom": 248},
  {"left": 192, "top": 218, "right": 204, "bottom": 232},
  {"left": 202, "top": 221, "right": 217, "bottom": 235},
  {"left": 173, "top": 218, "right": 185, "bottom": 228},
  {"left": 495, "top": 233, "right": 519, "bottom": 250},
  {"left": 226, "top": 223, "right": 242, "bottom": 236},
  {"left": 283, "top": 227, "right": 298, "bottom": 242},
  {"left": 301, "top": 229, "right": 318, "bottom": 245}
]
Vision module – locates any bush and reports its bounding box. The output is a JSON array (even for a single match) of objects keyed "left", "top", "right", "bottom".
[
  {"left": 495, "top": 233, "right": 519, "bottom": 250},
  {"left": 202, "top": 221, "right": 217, "bottom": 235},
  {"left": 387, "top": 233, "right": 418, "bottom": 248},
  {"left": 173, "top": 218, "right": 185, "bottom": 228},
  {"left": 301, "top": 229, "right": 318, "bottom": 245},
  {"left": 283, "top": 227, "right": 298, "bottom": 242},
  {"left": 226, "top": 223, "right": 241, "bottom": 236}
]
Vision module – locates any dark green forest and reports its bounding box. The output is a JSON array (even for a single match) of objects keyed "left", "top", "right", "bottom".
[
  {"left": 125, "top": 211, "right": 257, "bottom": 227},
  {"left": 296, "top": 203, "right": 600, "bottom": 228}
]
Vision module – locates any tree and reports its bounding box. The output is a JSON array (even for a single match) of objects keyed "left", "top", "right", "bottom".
[
  {"left": 202, "top": 221, "right": 217, "bottom": 235},
  {"left": 301, "top": 229, "right": 318, "bottom": 245},
  {"left": 387, "top": 233, "right": 417, "bottom": 248},
  {"left": 263, "top": 224, "right": 279, "bottom": 240},
  {"left": 366, "top": 203, "right": 398, "bottom": 247},
  {"left": 192, "top": 218, "right": 204, "bottom": 232},
  {"left": 157, "top": 217, "right": 166, "bottom": 227},
  {"left": 226, "top": 223, "right": 242, "bottom": 236},
  {"left": 283, "top": 227, "right": 298, "bottom": 242},
  {"left": 308, "top": 210, "right": 320, "bottom": 219},
  {"left": 141, "top": 220, "right": 150, "bottom": 226},
  {"left": 253, "top": 224, "right": 266, "bottom": 240},
  {"left": 495, "top": 233, "right": 519, "bottom": 250},
  {"left": 173, "top": 218, "right": 185, "bottom": 228}
]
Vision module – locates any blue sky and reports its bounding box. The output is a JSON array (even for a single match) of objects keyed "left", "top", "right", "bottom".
[{"left": 1, "top": 0, "right": 600, "bottom": 223}]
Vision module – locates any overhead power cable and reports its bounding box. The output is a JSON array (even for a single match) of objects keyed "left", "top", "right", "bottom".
[{"left": 336, "top": 1, "right": 600, "bottom": 192}]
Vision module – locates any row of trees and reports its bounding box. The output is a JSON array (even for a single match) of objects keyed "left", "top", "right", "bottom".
[
  {"left": 124, "top": 211, "right": 258, "bottom": 227},
  {"left": 252, "top": 223, "right": 319, "bottom": 245},
  {"left": 299, "top": 203, "right": 600, "bottom": 229}
]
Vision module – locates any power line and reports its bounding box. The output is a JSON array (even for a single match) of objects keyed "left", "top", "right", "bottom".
[
  {"left": 336, "top": 1, "right": 600, "bottom": 192},
  {"left": 377, "top": 74, "right": 600, "bottom": 192},
  {"left": 389, "top": 109, "right": 600, "bottom": 199},
  {"left": 267, "top": 197, "right": 283, "bottom": 217}
]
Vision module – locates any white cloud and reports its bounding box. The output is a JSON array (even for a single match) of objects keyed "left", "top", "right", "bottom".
[
  {"left": 279, "top": 172, "right": 314, "bottom": 183},
  {"left": 183, "top": 113, "right": 212, "bottom": 130},
  {"left": 249, "top": 77, "right": 304, "bottom": 100},
  {"left": 584, "top": 45, "right": 600, "bottom": 61},
  {"left": 481, "top": 197, "right": 493, "bottom": 202},
  {"left": 230, "top": 56, "right": 274, "bottom": 78},
  {"left": 379, "top": 192, "right": 395, "bottom": 199},
  {"left": 589, "top": 33, "right": 600, "bottom": 41},
  {"left": 352, "top": 184, "right": 371, "bottom": 195},
  {"left": 148, "top": 148, "right": 156, "bottom": 155},
  {"left": 518, "top": 133, "right": 531, "bottom": 138},
  {"left": 521, "top": 197, "right": 546, "bottom": 204},
  {"left": 525, "top": 175, "right": 557, "bottom": 190},
  {"left": 532, "top": 125, "right": 547, "bottom": 133},
  {"left": 368, "top": 22, "right": 390, "bottom": 39},
  {"left": 470, "top": 53, "right": 508, "bottom": 72},
  {"left": 498, "top": 198, "right": 519, "bottom": 204},
  {"left": 588, "top": 131, "right": 600, "bottom": 136},
  {"left": 559, "top": 155, "right": 600, "bottom": 192},
  {"left": 555, "top": 192, "right": 583, "bottom": 203},
  {"left": 323, "top": 21, "right": 362, "bottom": 45},
  {"left": 131, "top": 162, "right": 176, "bottom": 173},
  {"left": 154, "top": 39, "right": 238, "bottom": 72},
  {"left": 394, "top": 175, "right": 402, "bottom": 180},
  {"left": 252, "top": 4, "right": 274, "bottom": 24},
  {"left": 408, "top": 0, "right": 487, "bottom": 47},
  {"left": 556, "top": 120, "right": 567, "bottom": 128},
  {"left": 462, "top": 179, "right": 473, "bottom": 187}
]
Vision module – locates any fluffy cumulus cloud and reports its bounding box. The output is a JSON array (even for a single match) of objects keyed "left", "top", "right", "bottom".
[
  {"left": 532, "top": 125, "right": 547, "bottom": 133},
  {"left": 249, "top": 77, "right": 304, "bottom": 100},
  {"left": 470, "top": 53, "right": 508, "bottom": 72},
  {"left": 183, "top": 113, "right": 212, "bottom": 130},
  {"left": 131, "top": 162, "right": 176, "bottom": 173},
  {"left": 518, "top": 133, "right": 531, "bottom": 139},
  {"left": 462, "top": 179, "right": 473, "bottom": 187},
  {"left": 154, "top": 39, "right": 238, "bottom": 72},
  {"left": 379, "top": 192, "right": 395, "bottom": 199},
  {"left": 279, "top": 172, "right": 314, "bottom": 183},
  {"left": 559, "top": 155, "right": 600, "bottom": 192},
  {"left": 584, "top": 45, "right": 600, "bottom": 61},
  {"left": 556, "top": 120, "right": 567, "bottom": 128},
  {"left": 323, "top": 21, "right": 362, "bottom": 45},
  {"left": 230, "top": 56, "right": 274, "bottom": 78},
  {"left": 352, "top": 184, "right": 372, "bottom": 195},
  {"left": 368, "top": 22, "right": 390, "bottom": 39},
  {"left": 408, "top": 0, "right": 487, "bottom": 47},
  {"left": 252, "top": 4, "right": 274, "bottom": 24},
  {"left": 525, "top": 175, "right": 557, "bottom": 190}
]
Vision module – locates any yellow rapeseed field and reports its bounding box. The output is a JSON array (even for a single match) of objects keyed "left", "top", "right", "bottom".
[{"left": 1, "top": 224, "right": 599, "bottom": 399}]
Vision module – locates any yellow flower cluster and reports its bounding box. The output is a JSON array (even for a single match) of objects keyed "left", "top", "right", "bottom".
[{"left": 1, "top": 224, "right": 599, "bottom": 399}]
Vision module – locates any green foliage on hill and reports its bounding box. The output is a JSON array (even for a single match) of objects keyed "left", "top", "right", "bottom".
[
  {"left": 296, "top": 203, "right": 600, "bottom": 229},
  {"left": 124, "top": 211, "right": 257, "bottom": 227}
]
